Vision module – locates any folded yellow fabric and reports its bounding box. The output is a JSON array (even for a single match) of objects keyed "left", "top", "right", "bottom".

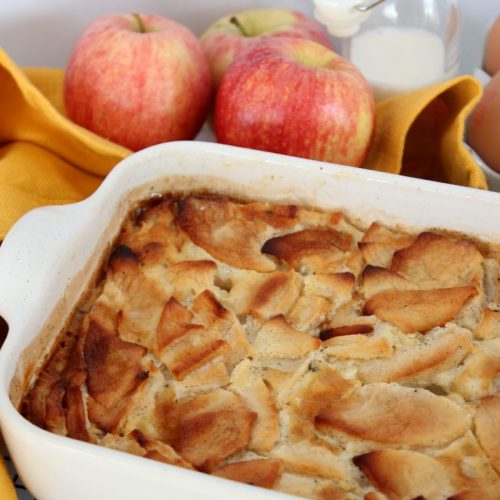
[
  {"left": 0, "top": 48, "right": 131, "bottom": 240},
  {"left": 363, "top": 75, "right": 486, "bottom": 188},
  {"left": 0, "top": 453, "right": 16, "bottom": 500}
]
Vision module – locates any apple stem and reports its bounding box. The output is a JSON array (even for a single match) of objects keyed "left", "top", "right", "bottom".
[
  {"left": 230, "top": 16, "right": 248, "bottom": 37},
  {"left": 132, "top": 12, "right": 146, "bottom": 33}
]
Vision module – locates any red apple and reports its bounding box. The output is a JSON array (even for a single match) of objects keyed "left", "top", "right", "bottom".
[
  {"left": 201, "top": 9, "right": 333, "bottom": 89},
  {"left": 64, "top": 13, "right": 211, "bottom": 151},
  {"left": 214, "top": 37, "right": 375, "bottom": 167}
]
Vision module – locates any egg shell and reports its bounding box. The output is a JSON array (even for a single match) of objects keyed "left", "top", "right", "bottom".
[
  {"left": 468, "top": 71, "right": 500, "bottom": 174},
  {"left": 484, "top": 16, "right": 500, "bottom": 76}
]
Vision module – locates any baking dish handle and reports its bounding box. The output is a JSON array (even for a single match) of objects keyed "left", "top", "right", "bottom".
[{"left": 0, "top": 202, "right": 89, "bottom": 339}]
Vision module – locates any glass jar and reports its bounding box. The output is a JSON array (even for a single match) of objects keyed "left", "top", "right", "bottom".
[{"left": 344, "top": 0, "right": 461, "bottom": 100}]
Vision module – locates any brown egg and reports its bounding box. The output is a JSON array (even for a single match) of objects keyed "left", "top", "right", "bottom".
[
  {"left": 468, "top": 72, "right": 500, "bottom": 173},
  {"left": 484, "top": 16, "right": 500, "bottom": 76}
]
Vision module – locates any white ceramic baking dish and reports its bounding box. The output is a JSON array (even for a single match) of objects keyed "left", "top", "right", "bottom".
[{"left": 1, "top": 141, "right": 500, "bottom": 500}]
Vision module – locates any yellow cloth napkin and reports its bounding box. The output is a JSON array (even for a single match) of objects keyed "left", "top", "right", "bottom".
[
  {"left": 0, "top": 454, "right": 16, "bottom": 500},
  {"left": 0, "top": 47, "right": 131, "bottom": 240},
  {"left": 0, "top": 47, "right": 489, "bottom": 498},
  {"left": 363, "top": 75, "right": 486, "bottom": 188}
]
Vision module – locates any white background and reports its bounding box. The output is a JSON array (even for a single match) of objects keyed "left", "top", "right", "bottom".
[{"left": 0, "top": 0, "right": 498, "bottom": 75}]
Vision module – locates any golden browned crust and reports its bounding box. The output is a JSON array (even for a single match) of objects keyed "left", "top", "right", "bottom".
[
  {"left": 64, "top": 385, "right": 89, "bottom": 442},
  {"left": 270, "top": 441, "right": 350, "bottom": 484},
  {"left": 359, "top": 326, "right": 473, "bottom": 383},
  {"left": 99, "top": 431, "right": 195, "bottom": 469},
  {"left": 159, "top": 389, "right": 257, "bottom": 471},
  {"left": 98, "top": 244, "right": 169, "bottom": 349},
  {"left": 303, "top": 272, "right": 355, "bottom": 304},
  {"left": 141, "top": 438, "right": 195, "bottom": 470},
  {"left": 354, "top": 449, "right": 454, "bottom": 499},
  {"left": 21, "top": 330, "right": 81, "bottom": 431},
  {"left": 363, "top": 286, "right": 477, "bottom": 333},
  {"left": 226, "top": 270, "right": 302, "bottom": 319},
  {"left": 358, "top": 221, "right": 414, "bottom": 271},
  {"left": 212, "top": 458, "right": 283, "bottom": 489},
  {"left": 230, "top": 360, "right": 280, "bottom": 452},
  {"left": 315, "top": 383, "right": 469, "bottom": 446},
  {"left": 21, "top": 194, "right": 500, "bottom": 499},
  {"left": 287, "top": 295, "right": 330, "bottom": 331},
  {"left": 452, "top": 340, "right": 500, "bottom": 400},
  {"left": 166, "top": 336, "right": 230, "bottom": 381},
  {"left": 474, "top": 397, "right": 500, "bottom": 474},
  {"left": 391, "top": 232, "right": 483, "bottom": 288},
  {"left": 178, "top": 196, "right": 280, "bottom": 272},
  {"left": 253, "top": 316, "right": 321, "bottom": 360},
  {"left": 361, "top": 265, "right": 418, "bottom": 299},
  {"left": 84, "top": 320, "right": 148, "bottom": 409},
  {"left": 476, "top": 308, "right": 500, "bottom": 339},
  {"left": 437, "top": 433, "right": 500, "bottom": 499},
  {"left": 262, "top": 229, "right": 353, "bottom": 272},
  {"left": 147, "top": 259, "right": 218, "bottom": 304},
  {"left": 117, "top": 200, "right": 181, "bottom": 266},
  {"left": 192, "top": 290, "right": 252, "bottom": 366},
  {"left": 361, "top": 221, "right": 415, "bottom": 248},
  {"left": 281, "top": 361, "right": 360, "bottom": 421},
  {"left": 156, "top": 296, "right": 193, "bottom": 351},
  {"left": 323, "top": 334, "right": 393, "bottom": 360}
]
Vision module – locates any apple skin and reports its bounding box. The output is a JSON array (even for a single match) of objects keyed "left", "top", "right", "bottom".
[
  {"left": 214, "top": 37, "right": 375, "bottom": 167},
  {"left": 64, "top": 13, "right": 211, "bottom": 151},
  {"left": 201, "top": 9, "right": 333, "bottom": 89}
]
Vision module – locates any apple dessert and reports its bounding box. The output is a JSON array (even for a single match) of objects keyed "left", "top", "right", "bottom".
[{"left": 20, "top": 193, "right": 500, "bottom": 499}]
